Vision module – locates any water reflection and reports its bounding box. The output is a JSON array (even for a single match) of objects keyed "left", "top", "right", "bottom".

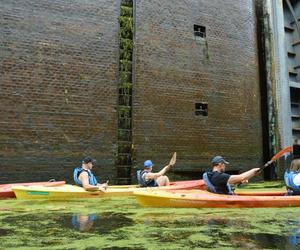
[
  {"left": 2, "top": 207, "right": 300, "bottom": 249},
  {"left": 140, "top": 215, "right": 298, "bottom": 249},
  {"left": 71, "top": 214, "right": 97, "bottom": 232},
  {"left": 0, "top": 228, "right": 13, "bottom": 236},
  {"left": 69, "top": 212, "right": 134, "bottom": 234},
  {"left": 289, "top": 221, "right": 300, "bottom": 248}
]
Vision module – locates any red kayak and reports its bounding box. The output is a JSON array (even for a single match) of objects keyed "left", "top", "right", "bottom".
[
  {"left": 0, "top": 181, "right": 66, "bottom": 199},
  {"left": 168, "top": 179, "right": 206, "bottom": 190}
]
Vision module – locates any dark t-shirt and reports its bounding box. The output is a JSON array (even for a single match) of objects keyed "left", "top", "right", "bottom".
[{"left": 208, "top": 171, "right": 231, "bottom": 194}]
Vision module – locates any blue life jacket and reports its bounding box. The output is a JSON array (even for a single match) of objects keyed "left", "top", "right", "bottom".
[
  {"left": 203, "top": 172, "right": 234, "bottom": 195},
  {"left": 73, "top": 167, "right": 98, "bottom": 187},
  {"left": 284, "top": 171, "right": 300, "bottom": 195},
  {"left": 136, "top": 170, "right": 158, "bottom": 187}
]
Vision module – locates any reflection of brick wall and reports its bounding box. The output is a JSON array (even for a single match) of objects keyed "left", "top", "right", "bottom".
[
  {"left": 0, "top": 0, "right": 119, "bottom": 183},
  {"left": 133, "top": 0, "right": 263, "bottom": 173}
]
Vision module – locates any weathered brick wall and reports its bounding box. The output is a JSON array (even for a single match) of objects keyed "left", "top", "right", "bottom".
[
  {"left": 0, "top": 0, "right": 120, "bottom": 183},
  {"left": 133, "top": 0, "right": 263, "bottom": 175},
  {"left": 0, "top": 0, "right": 264, "bottom": 184}
]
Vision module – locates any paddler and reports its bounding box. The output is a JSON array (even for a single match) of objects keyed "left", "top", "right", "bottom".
[
  {"left": 285, "top": 141, "right": 300, "bottom": 195},
  {"left": 137, "top": 152, "right": 176, "bottom": 187},
  {"left": 203, "top": 156, "right": 260, "bottom": 194},
  {"left": 73, "top": 156, "right": 108, "bottom": 191}
]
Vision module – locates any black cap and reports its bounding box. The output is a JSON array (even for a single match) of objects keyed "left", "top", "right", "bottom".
[
  {"left": 82, "top": 156, "right": 97, "bottom": 166},
  {"left": 211, "top": 156, "right": 229, "bottom": 165}
]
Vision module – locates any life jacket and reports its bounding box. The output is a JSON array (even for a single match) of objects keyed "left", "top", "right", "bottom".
[
  {"left": 202, "top": 172, "right": 234, "bottom": 195},
  {"left": 284, "top": 171, "right": 300, "bottom": 195},
  {"left": 73, "top": 167, "right": 98, "bottom": 187},
  {"left": 136, "top": 170, "right": 158, "bottom": 187}
]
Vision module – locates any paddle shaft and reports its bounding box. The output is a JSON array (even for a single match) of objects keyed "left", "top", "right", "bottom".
[{"left": 260, "top": 146, "right": 293, "bottom": 171}]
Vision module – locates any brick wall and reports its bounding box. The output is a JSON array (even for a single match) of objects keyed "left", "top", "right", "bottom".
[
  {"left": 0, "top": 0, "right": 264, "bottom": 184},
  {"left": 133, "top": 0, "right": 263, "bottom": 175},
  {"left": 0, "top": 0, "right": 120, "bottom": 183}
]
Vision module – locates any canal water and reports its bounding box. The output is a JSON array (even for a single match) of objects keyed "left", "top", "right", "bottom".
[{"left": 1, "top": 182, "right": 300, "bottom": 249}]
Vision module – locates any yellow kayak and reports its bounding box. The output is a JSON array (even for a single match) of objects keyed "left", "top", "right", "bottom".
[
  {"left": 12, "top": 180, "right": 205, "bottom": 200},
  {"left": 12, "top": 184, "right": 137, "bottom": 200}
]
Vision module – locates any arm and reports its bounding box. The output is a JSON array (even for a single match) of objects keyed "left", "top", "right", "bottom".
[
  {"left": 79, "top": 172, "right": 101, "bottom": 191},
  {"left": 228, "top": 168, "right": 260, "bottom": 185},
  {"left": 145, "top": 152, "right": 176, "bottom": 180},
  {"left": 145, "top": 164, "right": 172, "bottom": 180}
]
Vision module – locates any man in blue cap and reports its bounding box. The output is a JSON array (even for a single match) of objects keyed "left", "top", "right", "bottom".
[
  {"left": 137, "top": 152, "right": 176, "bottom": 187},
  {"left": 203, "top": 155, "right": 260, "bottom": 194}
]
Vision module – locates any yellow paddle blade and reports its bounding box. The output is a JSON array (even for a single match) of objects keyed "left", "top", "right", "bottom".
[{"left": 169, "top": 152, "right": 177, "bottom": 166}]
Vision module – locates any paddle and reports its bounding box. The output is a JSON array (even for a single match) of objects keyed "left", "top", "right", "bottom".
[
  {"left": 236, "top": 146, "right": 293, "bottom": 188},
  {"left": 164, "top": 152, "right": 177, "bottom": 173},
  {"left": 169, "top": 152, "right": 177, "bottom": 167},
  {"left": 260, "top": 146, "right": 293, "bottom": 171}
]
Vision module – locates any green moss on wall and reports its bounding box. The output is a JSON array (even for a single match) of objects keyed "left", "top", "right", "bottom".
[
  {"left": 120, "top": 6, "right": 133, "bottom": 17},
  {"left": 117, "top": 0, "right": 133, "bottom": 181}
]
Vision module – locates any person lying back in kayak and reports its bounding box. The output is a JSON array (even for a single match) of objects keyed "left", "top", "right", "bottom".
[
  {"left": 203, "top": 156, "right": 260, "bottom": 195},
  {"left": 73, "top": 156, "right": 108, "bottom": 191},
  {"left": 137, "top": 152, "right": 176, "bottom": 187}
]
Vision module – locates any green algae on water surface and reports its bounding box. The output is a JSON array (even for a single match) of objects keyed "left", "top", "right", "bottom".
[{"left": 1, "top": 188, "right": 300, "bottom": 249}]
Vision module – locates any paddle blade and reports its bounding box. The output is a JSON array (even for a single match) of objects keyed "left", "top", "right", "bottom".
[
  {"left": 169, "top": 152, "right": 177, "bottom": 166},
  {"left": 270, "top": 146, "right": 293, "bottom": 162},
  {"left": 261, "top": 146, "right": 293, "bottom": 170}
]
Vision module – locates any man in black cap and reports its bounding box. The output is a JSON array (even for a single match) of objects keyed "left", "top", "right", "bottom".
[
  {"left": 203, "top": 156, "right": 260, "bottom": 194},
  {"left": 73, "top": 156, "right": 108, "bottom": 191}
]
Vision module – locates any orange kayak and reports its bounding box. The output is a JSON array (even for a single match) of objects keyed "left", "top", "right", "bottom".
[
  {"left": 165, "top": 179, "right": 205, "bottom": 190},
  {"left": 0, "top": 181, "right": 66, "bottom": 199},
  {"left": 133, "top": 189, "right": 300, "bottom": 208}
]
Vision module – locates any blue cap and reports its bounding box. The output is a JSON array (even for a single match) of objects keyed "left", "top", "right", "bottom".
[
  {"left": 211, "top": 156, "right": 229, "bottom": 165},
  {"left": 144, "top": 160, "right": 154, "bottom": 168}
]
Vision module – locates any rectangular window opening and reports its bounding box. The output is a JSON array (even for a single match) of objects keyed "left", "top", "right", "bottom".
[
  {"left": 194, "top": 25, "right": 206, "bottom": 38},
  {"left": 195, "top": 103, "right": 208, "bottom": 116}
]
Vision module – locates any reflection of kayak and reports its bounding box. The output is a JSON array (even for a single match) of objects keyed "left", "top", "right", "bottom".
[
  {"left": 133, "top": 189, "right": 300, "bottom": 208},
  {"left": 12, "top": 180, "right": 205, "bottom": 200},
  {"left": 0, "top": 181, "right": 66, "bottom": 199}
]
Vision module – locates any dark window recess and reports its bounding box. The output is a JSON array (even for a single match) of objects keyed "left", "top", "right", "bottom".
[
  {"left": 195, "top": 103, "right": 208, "bottom": 116},
  {"left": 194, "top": 25, "right": 206, "bottom": 38}
]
